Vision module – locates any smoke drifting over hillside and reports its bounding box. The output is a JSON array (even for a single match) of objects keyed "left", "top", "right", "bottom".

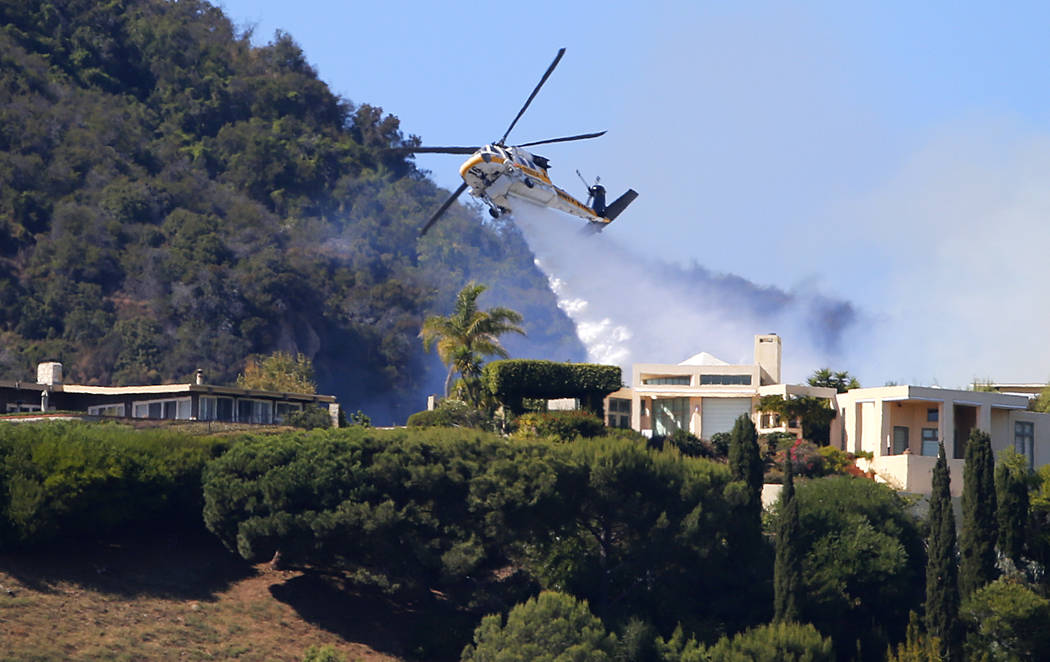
[{"left": 511, "top": 204, "right": 858, "bottom": 380}]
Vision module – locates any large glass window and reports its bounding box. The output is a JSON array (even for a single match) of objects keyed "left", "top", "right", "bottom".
[
  {"left": 1015, "top": 421, "right": 1035, "bottom": 469},
  {"left": 699, "top": 374, "right": 753, "bottom": 386},
  {"left": 921, "top": 428, "right": 939, "bottom": 457},
  {"left": 237, "top": 399, "right": 273, "bottom": 424},
  {"left": 643, "top": 376, "right": 691, "bottom": 386},
  {"left": 653, "top": 397, "right": 690, "bottom": 436},
  {"left": 88, "top": 404, "right": 125, "bottom": 417},
  {"left": 200, "top": 396, "right": 235, "bottom": 422},
  {"left": 275, "top": 402, "right": 302, "bottom": 423},
  {"left": 132, "top": 398, "right": 191, "bottom": 420}
]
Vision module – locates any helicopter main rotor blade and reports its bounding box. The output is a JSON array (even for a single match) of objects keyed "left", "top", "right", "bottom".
[
  {"left": 516, "top": 131, "right": 607, "bottom": 148},
  {"left": 405, "top": 146, "right": 480, "bottom": 154},
  {"left": 499, "top": 47, "right": 565, "bottom": 145},
  {"left": 419, "top": 182, "right": 469, "bottom": 237}
]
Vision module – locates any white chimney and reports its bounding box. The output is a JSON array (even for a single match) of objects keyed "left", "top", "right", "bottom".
[
  {"left": 194, "top": 369, "right": 205, "bottom": 385},
  {"left": 37, "top": 362, "right": 63, "bottom": 386},
  {"left": 754, "top": 334, "right": 781, "bottom": 385}
]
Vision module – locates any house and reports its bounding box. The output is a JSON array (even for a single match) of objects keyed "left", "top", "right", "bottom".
[
  {"left": 0, "top": 362, "right": 340, "bottom": 427},
  {"left": 833, "top": 385, "right": 1050, "bottom": 496},
  {"left": 603, "top": 334, "right": 1050, "bottom": 497},
  {"left": 604, "top": 334, "right": 836, "bottom": 439}
]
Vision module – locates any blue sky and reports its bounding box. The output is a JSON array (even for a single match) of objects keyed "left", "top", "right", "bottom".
[{"left": 217, "top": 0, "right": 1050, "bottom": 387}]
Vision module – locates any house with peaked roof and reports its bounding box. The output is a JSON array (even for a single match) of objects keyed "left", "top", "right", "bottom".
[{"left": 604, "top": 334, "right": 835, "bottom": 439}]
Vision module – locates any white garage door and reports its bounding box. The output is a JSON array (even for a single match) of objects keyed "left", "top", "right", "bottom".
[{"left": 701, "top": 398, "right": 752, "bottom": 439}]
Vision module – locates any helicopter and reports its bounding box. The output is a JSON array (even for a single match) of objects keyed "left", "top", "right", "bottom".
[{"left": 410, "top": 48, "right": 638, "bottom": 237}]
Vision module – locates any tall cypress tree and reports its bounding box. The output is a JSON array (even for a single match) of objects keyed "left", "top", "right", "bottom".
[
  {"left": 926, "top": 442, "right": 961, "bottom": 661},
  {"left": 960, "top": 428, "right": 997, "bottom": 598},
  {"left": 728, "top": 413, "right": 763, "bottom": 539},
  {"left": 996, "top": 449, "right": 1030, "bottom": 567},
  {"left": 773, "top": 457, "right": 801, "bottom": 623}
]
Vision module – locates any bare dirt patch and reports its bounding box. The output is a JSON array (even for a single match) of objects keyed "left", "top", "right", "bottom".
[{"left": 0, "top": 530, "right": 401, "bottom": 662}]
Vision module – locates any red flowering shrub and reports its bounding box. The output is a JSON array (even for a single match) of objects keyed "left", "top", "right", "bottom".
[{"left": 774, "top": 439, "right": 826, "bottom": 478}]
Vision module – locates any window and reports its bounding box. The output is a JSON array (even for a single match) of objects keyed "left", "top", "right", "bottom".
[
  {"left": 699, "top": 374, "right": 752, "bottom": 386},
  {"left": 132, "top": 398, "right": 191, "bottom": 420},
  {"left": 275, "top": 402, "right": 302, "bottom": 423},
  {"left": 921, "top": 428, "right": 939, "bottom": 457},
  {"left": 200, "top": 396, "right": 235, "bottom": 422},
  {"left": 927, "top": 408, "right": 939, "bottom": 422},
  {"left": 5, "top": 403, "right": 41, "bottom": 413},
  {"left": 88, "top": 404, "right": 125, "bottom": 417},
  {"left": 607, "top": 398, "right": 631, "bottom": 414},
  {"left": 643, "top": 376, "right": 690, "bottom": 386},
  {"left": 237, "top": 399, "right": 273, "bottom": 424},
  {"left": 1015, "top": 421, "right": 1035, "bottom": 469},
  {"left": 653, "top": 397, "right": 690, "bottom": 436}
]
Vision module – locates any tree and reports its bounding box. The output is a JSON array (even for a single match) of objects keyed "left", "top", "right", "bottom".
[
  {"left": 1030, "top": 383, "right": 1050, "bottom": 413},
  {"left": 420, "top": 282, "right": 525, "bottom": 406},
  {"left": 926, "top": 442, "right": 962, "bottom": 661},
  {"left": 792, "top": 476, "right": 926, "bottom": 660},
  {"left": 758, "top": 395, "right": 836, "bottom": 446},
  {"left": 961, "top": 578, "right": 1050, "bottom": 661},
  {"left": 996, "top": 448, "right": 1030, "bottom": 566},
  {"left": 703, "top": 622, "right": 834, "bottom": 662},
  {"left": 728, "top": 413, "right": 763, "bottom": 540},
  {"left": 806, "top": 368, "right": 860, "bottom": 393},
  {"left": 773, "top": 458, "right": 802, "bottom": 623},
  {"left": 236, "top": 351, "right": 316, "bottom": 393},
  {"left": 960, "top": 429, "right": 998, "bottom": 599},
  {"left": 887, "top": 612, "right": 942, "bottom": 662},
  {"left": 460, "top": 591, "right": 617, "bottom": 662}
]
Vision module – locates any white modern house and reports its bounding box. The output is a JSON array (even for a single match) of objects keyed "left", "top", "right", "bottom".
[
  {"left": 604, "top": 334, "right": 835, "bottom": 439},
  {"left": 605, "top": 334, "right": 1050, "bottom": 496},
  {"left": 833, "top": 385, "right": 1050, "bottom": 496}
]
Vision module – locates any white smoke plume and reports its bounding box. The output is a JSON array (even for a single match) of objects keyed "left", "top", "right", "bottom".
[{"left": 510, "top": 203, "right": 857, "bottom": 382}]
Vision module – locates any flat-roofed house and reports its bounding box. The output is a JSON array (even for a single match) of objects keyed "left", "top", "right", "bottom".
[{"left": 0, "top": 362, "right": 340, "bottom": 426}]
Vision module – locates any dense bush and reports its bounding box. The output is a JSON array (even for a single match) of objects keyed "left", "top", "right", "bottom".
[
  {"left": 512, "top": 410, "right": 606, "bottom": 441},
  {"left": 406, "top": 399, "right": 493, "bottom": 430},
  {"left": 0, "top": 422, "right": 227, "bottom": 548},
  {"left": 461, "top": 591, "right": 616, "bottom": 662},
  {"left": 703, "top": 622, "right": 834, "bottom": 662}
]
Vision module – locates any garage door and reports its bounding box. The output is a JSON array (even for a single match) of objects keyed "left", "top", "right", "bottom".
[{"left": 701, "top": 398, "right": 752, "bottom": 439}]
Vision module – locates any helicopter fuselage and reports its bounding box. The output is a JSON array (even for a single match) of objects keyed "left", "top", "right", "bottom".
[{"left": 458, "top": 144, "right": 612, "bottom": 229}]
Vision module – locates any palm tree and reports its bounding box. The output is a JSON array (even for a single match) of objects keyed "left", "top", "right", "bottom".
[{"left": 420, "top": 282, "right": 525, "bottom": 405}]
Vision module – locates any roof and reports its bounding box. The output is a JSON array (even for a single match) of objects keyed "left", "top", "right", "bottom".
[{"left": 678, "top": 352, "right": 729, "bottom": 366}]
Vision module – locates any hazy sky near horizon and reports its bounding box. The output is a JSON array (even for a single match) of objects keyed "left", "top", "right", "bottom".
[{"left": 217, "top": 0, "right": 1050, "bottom": 388}]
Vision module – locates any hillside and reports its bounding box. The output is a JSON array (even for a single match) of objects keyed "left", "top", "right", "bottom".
[
  {"left": 0, "top": 0, "right": 585, "bottom": 423},
  {"left": 0, "top": 529, "right": 401, "bottom": 661}
]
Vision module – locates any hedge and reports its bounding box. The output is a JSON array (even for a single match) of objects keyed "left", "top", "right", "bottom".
[
  {"left": 0, "top": 421, "right": 228, "bottom": 549},
  {"left": 482, "top": 360, "right": 622, "bottom": 415}
]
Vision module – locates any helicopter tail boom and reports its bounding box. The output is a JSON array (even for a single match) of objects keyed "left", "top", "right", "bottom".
[{"left": 601, "top": 189, "right": 639, "bottom": 221}]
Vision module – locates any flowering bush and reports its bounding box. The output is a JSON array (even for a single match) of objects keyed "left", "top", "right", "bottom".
[{"left": 774, "top": 439, "right": 827, "bottom": 478}]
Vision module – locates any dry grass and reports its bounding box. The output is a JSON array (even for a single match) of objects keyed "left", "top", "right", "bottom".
[{"left": 0, "top": 530, "right": 403, "bottom": 662}]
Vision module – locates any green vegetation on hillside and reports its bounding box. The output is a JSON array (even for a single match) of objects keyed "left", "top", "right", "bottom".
[{"left": 0, "top": 0, "right": 583, "bottom": 423}]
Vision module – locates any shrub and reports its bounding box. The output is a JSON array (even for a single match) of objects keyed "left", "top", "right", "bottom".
[
  {"left": 0, "top": 422, "right": 227, "bottom": 548},
  {"left": 661, "top": 429, "right": 712, "bottom": 458},
  {"left": 461, "top": 591, "right": 617, "bottom": 662},
  {"left": 774, "top": 439, "right": 826, "bottom": 478},
  {"left": 704, "top": 621, "right": 834, "bottom": 662},
  {"left": 285, "top": 406, "right": 331, "bottom": 430},
  {"left": 512, "top": 410, "right": 606, "bottom": 441},
  {"left": 406, "top": 399, "right": 493, "bottom": 430}
]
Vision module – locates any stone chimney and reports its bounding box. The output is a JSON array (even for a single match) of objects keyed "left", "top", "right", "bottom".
[
  {"left": 754, "top": 334, "right": 781, "bottom": 385},
  {"left": 37, "top": 361, "right": 63, "bottom": 386}
]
